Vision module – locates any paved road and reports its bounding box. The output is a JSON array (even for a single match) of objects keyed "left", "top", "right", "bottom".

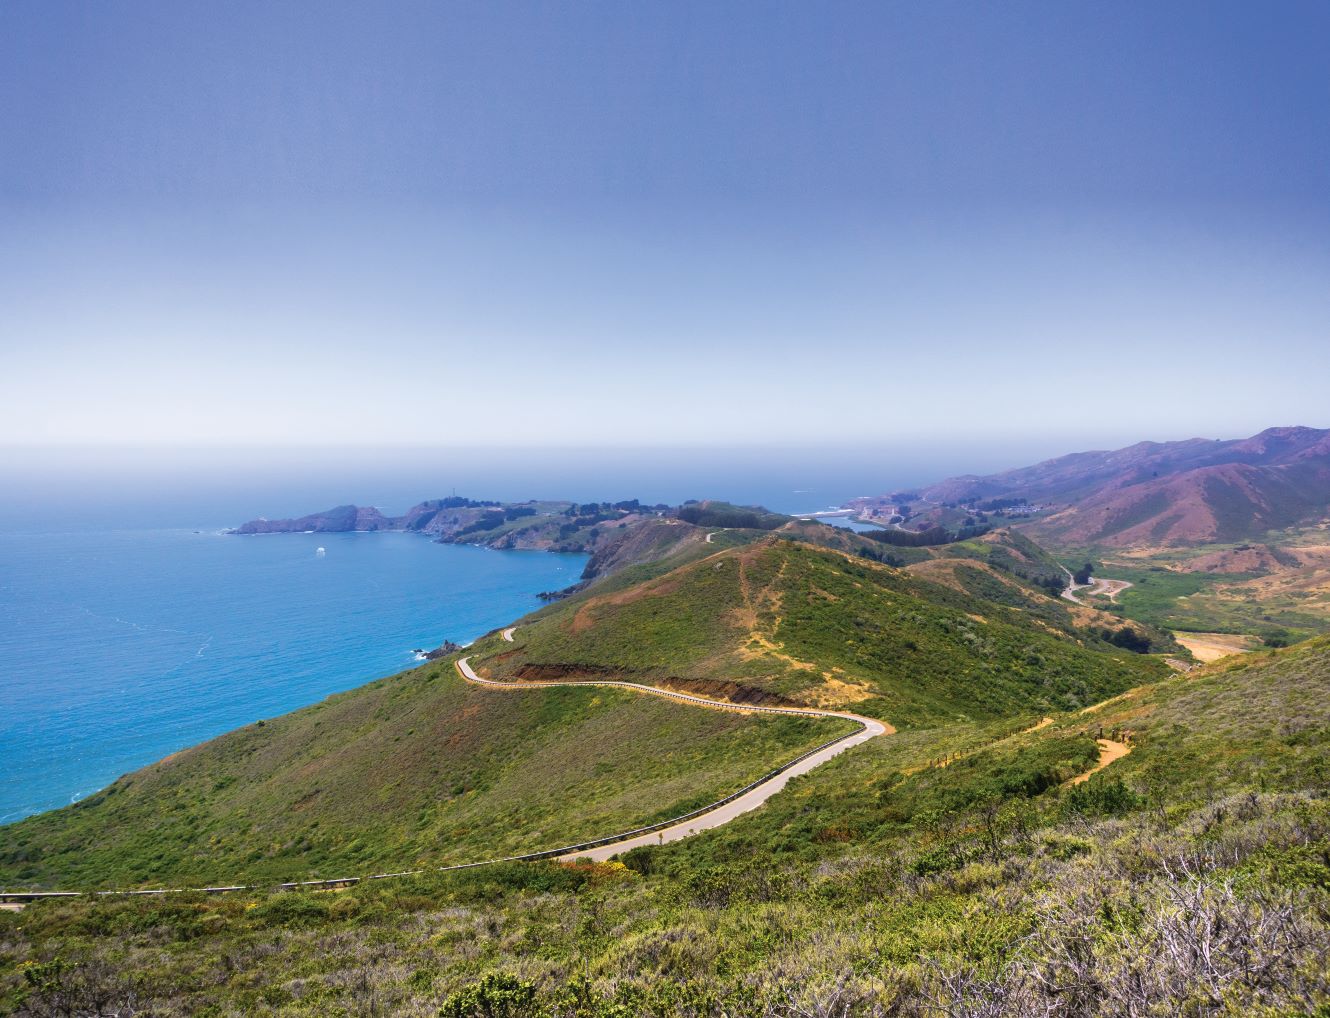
[
  {"left": 3, "top": 637, "right": 887, "bottom": 903},
  {"left": 1061, "top": 568, "right": 1133, "bottom": 605},
  {"left": 455, "top": 644, "right": 890, "bottom": 859},
  {"left": 1060, "top": 566, "right": 1088, "bottom": 604},
  {"left": 1085, "top": 577, "right": 1133, "bottom": 602}
]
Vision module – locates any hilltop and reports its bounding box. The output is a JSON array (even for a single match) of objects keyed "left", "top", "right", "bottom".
[
  {"left": 470, "top": 537, "right": 1168, "bottom": 727},
  {"left": 847, "top": 427, "right": 1330, "bottom": 644},
  {"left": 0, "top": 529, "right": 1166, "bottom": 892}
]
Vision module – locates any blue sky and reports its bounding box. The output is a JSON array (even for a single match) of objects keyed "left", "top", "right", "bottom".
[{"left": 2, "top": 2, "right": 1328, "bottom": 448}]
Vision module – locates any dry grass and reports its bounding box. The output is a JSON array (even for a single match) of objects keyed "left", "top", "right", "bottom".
[{"left": 1173, "top": 631, "right": 1259, "bottom": 663}]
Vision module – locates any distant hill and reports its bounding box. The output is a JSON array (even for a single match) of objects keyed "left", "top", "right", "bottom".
[
  {"left": 231, "top": 498, "right": 787, "bottom": 592},
  {"left": 851, "top": 426, "right": 1330, "bottom": 548}
]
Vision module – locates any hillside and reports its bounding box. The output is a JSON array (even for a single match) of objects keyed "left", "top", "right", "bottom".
[
  {"left": 6, "top": 632, "right": 1326, "bottom": 1016},
  {"left": 472, "top": 537, "right": 1168, "bottom": 727},
  {"left": 848, "top": 426, "right": 1330, "bottom": 548},
  {"left": 0, "top": 662, "right": 845, "bottom": 890}
]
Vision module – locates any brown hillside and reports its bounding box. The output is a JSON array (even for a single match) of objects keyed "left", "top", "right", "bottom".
[{"left": 853, "top": 427, "right": 1330, "bottom": 550}]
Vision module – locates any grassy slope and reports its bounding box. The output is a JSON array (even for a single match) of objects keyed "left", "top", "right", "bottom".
[
  {"left": 5, "top": 640, "right": 1326, "bottom": 1017},
  {"left": 478, "top": 539, "right": 1167, "bottom": 727},
  {"left": 642, "top": 634, "right": 1330, "bottom": 873},
  {"left": 0, "top": 662, "right": 848, "bottom": 890}
]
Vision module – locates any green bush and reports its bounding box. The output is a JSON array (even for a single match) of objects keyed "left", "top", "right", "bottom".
[{"left": 439, "top": 973, "right": 537, "bottom": 1018}]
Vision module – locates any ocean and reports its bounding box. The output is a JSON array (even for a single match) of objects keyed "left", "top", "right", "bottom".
[{"left": 0, "top": 528, "right": 583, "bottom": 823}]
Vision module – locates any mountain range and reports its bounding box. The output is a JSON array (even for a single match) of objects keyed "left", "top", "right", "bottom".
[{"left": 852, "top": 426, "right": 1330, "bottom": 548}]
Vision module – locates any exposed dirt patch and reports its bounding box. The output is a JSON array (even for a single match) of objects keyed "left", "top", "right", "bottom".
[
  {"left": 799, "top": 673, "right": 879, "bottom": 706},
  {"left": 1173, "top": 631, "right": 1259, "bottom": 663},
  {"left": 660, "top": 676, "right": 801, "bottom": 708},
  {"left": 509, "top": 663, "right": 800, "bottom": 707},
  {"left": 1173, "top": 544, "right": 1286, "bottom": 575},
  {"left": 1063, "top": 601, "right": 1139, "bottom": 630}
]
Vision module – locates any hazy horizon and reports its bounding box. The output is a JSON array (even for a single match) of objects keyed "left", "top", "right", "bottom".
[
  {"left": 0, "top": 439, "right": 1073, "bottom": 530},
  {"left": 1, "top": 421, "right": 1323, "bottom": 534}
]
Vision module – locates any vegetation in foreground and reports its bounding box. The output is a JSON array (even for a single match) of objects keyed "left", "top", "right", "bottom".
[{"left": 3, "top": 637, "right": 1328, "bottom": 1016}]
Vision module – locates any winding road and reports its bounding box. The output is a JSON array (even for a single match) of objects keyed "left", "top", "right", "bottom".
[
  {"left": 3, "top": 621, "right": 1143, "bottom": 905},
  {"left": 455, "top": 633, "right": 890, "bottom": 860},
  {"left": 1, "top": 650, "right": 888, "bottom": 905}
]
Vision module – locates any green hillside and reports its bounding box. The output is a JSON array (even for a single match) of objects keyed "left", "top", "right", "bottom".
[
  {"left": 0, "top": 664, "right": 847, "bottom": 890},
  {"left": 477, "top": 538, "right": 1169, "bottom": 726},
  {"left": 5, "top": 638, "right": 1326, "bottom": 1017}
]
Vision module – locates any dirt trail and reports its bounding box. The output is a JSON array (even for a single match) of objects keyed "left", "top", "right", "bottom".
[{"left": 1068, "top": 738, "right": 1131, "bottom": 786}]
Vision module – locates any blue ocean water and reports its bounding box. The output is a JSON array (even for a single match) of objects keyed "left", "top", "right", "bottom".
[{"left": 0, "top": 527, "right": 584, "bottom": 822}]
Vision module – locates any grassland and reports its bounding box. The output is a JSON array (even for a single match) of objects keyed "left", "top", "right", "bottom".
[
  {"left": 0, "top": 663, "right": 848, "bottom": 891},
  {"left": 5, "top": 638, "right": 1327, "bottom": 1017},
  {"left": 10, "top": 526, "right": 1152, "bottom": 893}
]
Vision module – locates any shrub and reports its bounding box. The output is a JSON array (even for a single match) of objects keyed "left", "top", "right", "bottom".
[
  {"left": 439, "top": 973, "right": 536, "bottom": 1018},
  {"left": 1064, "top": 777, "right": 1142, "bottom": 817}
]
